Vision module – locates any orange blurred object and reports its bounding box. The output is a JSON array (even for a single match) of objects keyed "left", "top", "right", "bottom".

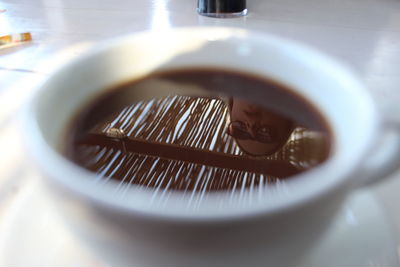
[{"left": 0, "top": 32, "right": 32, "bottom": 48}]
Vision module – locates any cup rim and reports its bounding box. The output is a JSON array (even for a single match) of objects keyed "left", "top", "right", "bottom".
[{"left": 22, "top": 27, "right": 380, "bottom": 221}]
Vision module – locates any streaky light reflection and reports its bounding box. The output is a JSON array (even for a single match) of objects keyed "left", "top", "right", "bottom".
[{"left": 151, "top": 0, "right": 171, "bottom": 31}]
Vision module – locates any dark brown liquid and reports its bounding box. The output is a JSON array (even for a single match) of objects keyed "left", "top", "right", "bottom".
[{"left": 64, "top": 68, "right": 331, "bottom": 192}]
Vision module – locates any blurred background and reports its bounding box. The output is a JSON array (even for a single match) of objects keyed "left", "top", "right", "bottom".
[{"left": 1, "top": 0, "right": 400, "bottom": 266}]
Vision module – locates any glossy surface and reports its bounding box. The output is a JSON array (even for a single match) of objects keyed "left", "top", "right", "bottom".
[
  {"left": 1, "top": 0, "right": 400, "bottom": 264},
  {"left": 66, "top": 69, "right": 330, "bottom": 192}
]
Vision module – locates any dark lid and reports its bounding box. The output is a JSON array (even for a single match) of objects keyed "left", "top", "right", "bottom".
[{"left": 197, "top": 0, "right": 246, "bottom": 14}]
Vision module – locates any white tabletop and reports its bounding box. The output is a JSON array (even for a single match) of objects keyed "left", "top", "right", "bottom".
[{"left": 1, "top": 0, "right": 400, "bottom": 258}]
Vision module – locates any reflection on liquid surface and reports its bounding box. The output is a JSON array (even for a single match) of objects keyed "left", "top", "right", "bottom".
[{"left": 66, "top": 69, "right": 331, "bottom": 192}]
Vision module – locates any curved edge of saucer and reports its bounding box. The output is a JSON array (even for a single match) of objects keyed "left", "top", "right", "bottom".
[{"left": 0, "top": 178, "right": 398, "bottom": 267}]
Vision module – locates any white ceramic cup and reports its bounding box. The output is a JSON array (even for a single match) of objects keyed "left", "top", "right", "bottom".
[{"left": 23, "top": 27, "right": 400, "bottom": 267}]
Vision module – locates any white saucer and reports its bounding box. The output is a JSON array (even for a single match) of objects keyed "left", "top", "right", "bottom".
[
  {"left": 0, "top": 178, "right": 398, "bottom": 267},
  {"left": 299, "top": 191, "right": 399, "bottom": 267}
]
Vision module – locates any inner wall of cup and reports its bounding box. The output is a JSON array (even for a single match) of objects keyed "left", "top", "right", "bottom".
[{"left": 32, "top": 29, "right": 377, "bottom": 216}]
